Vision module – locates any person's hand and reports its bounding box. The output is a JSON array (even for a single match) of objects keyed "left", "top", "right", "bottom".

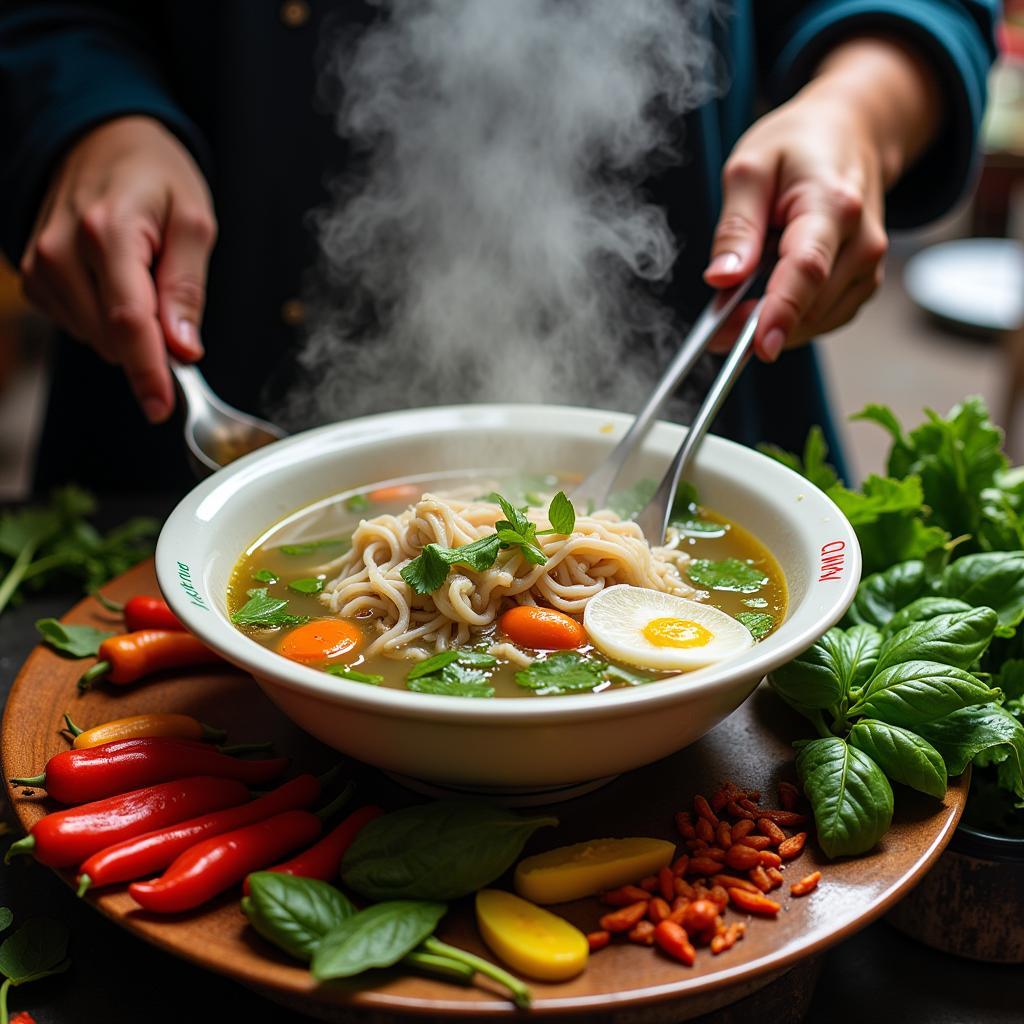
[
  {"left": 704, "top": 37, "right": 939, "bottom": 362},
  {"left": 20, "top": 115, "right": 216, "bottom": 422}
]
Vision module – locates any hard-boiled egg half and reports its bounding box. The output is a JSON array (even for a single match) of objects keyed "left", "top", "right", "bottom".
[{"left": 583, "top": 584, "right": 753, "bottom": 671}]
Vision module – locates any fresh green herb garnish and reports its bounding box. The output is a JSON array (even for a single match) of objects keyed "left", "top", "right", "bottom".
[
  {"left": 687, "top": 558, "right": 768, "bottom": 594},
  {"left": 401, "top": 492, "right": 577, "bottom": 596},
  {"left": 604, "top": 664, "right": 656, "bottom": 687},
  {"left": 736, "top": 611, "right": 774, "bottom": 641},
  {"left": 514, "top": 651, "right": 607, "bottom": 695},
  {"left": 325, "top": 665, "right": 384, "bottom": 685},
  {"left": 345, "top": 494, "right": 372, "bottom": 513},
  {"left": 252, "top": 569, "right": 279, "bottom": 584},
  {"left": 743, "top": 597, "right": 769, "bottom": 609},
  {"left": 288, "top": 577, "right": 325, "bottom": 595},
  {"left": 35, "top": 619, "right": 113, "bottom": 658},
  {"left": 341, "top": 800, "right": 557, "bottom": 902},
  {"left": 278, "top": 538, "right": 351, "bottom": 557},
  {"left": 0, "top": 487, "right": 157, "bottom": 618},
  {"left": 408, "top": 664, "right": 495, "bottom": 698},
  {"left": 231, "top": 588, "right": 310, "bottom": 628}
]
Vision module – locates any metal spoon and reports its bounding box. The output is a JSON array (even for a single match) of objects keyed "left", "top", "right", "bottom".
[
  {"left": 634, "top": 298, "right": 764, "bottom": 543},
  {"left": 170, "top": 359, "right": 286, "bottom": 476}
]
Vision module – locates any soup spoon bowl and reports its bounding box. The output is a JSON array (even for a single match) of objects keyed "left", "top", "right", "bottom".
[{"left": 156, "top": 404, "right": 859, "bottom": 801}]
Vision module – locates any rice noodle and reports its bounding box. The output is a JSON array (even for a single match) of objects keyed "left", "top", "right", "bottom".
[{"left": 319, "top": 493, "right": 694, "bottom": 661}]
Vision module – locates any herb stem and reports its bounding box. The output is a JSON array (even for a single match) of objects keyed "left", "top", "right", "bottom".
[
  {"left": 422, "top": 937, "right": 531, "bottom": 1009},
  {"left": 402, "top": 948, "right": 475, "bottom": 984},
  {"left": 809, "top": 709, "right": 834, "bottom": 739},
  {"left": 0, "top": 540, "right": 39, "bottom": 617},
  {"left": 0, "top": 976, "right": 10, "bottom": 1024}
]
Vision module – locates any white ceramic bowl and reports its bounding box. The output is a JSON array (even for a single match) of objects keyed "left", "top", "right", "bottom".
[{"left": 156, "top": 404, "right": 859, "bottom": 798}]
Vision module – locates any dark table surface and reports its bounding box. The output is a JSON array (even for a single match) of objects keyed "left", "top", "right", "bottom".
[{"left": 0, "top": 493, "right": 1019, "bottom": 1024}]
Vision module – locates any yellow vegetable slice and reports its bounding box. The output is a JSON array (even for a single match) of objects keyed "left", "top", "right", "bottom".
[
  {"left": 475, "top": 889, "right": 588, "bottom": 981},
  {"left": 514, "top": 836, "right": 675, "bottom": 904}
]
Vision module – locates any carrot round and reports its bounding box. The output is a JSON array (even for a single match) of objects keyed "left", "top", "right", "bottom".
[
  {"left": 278, "top": 619, "right": 363, "bottom": 664},
  {"left": 499, "top": 606, "right": 586, "bottom": 651},
  {"left": 368, "top": 484, "right": 421, "bottom": 505}
]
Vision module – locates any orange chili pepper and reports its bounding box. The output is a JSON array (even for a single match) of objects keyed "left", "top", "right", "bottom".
[
  {"left": 79, "top": 630, "right": 224, "bottom": 690},
  {"left": 64, "top": 712, "right": 226, "bottom": 749}
]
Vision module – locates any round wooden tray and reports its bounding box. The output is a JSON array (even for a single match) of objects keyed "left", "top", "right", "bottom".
[{"left": 2, "top": 561, "right": 967, "bottom": 1023}]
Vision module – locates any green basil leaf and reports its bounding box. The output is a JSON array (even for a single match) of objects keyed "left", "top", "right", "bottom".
[
  {"left": 311, "top": 900, "right": 447, "bottom": 980},
  {"left": 940, "top": 552, "right": 1024, "bottom": 628},
  {"left": 884, "top": 597, "right": 972, "bottom": 637},
  {"left": 252, "top": 568, "right": 279, "bottom": 585},
  {"left": 243, "top": 873, "right": 355, "bottom": 962},
  {"left": 288, "top": 577, "right": 324, "bottom": 595},
  {"left": 686, "top": 558, "right": 768, "bottom": 594},
  {"left": 0, "top": 918, "right": 70, "bottom": 984},
  {"left": 341, "top": 800, "right": 557, "bottom": 901},
  {"left": 325, "top": 665, "right": 384, "bottom": 685},
  {"left": 847, "top": 720, "right": 947, "bottom": 799},
  {"left": 769, "top": 629, "right": 849, "bottom": 710},
  {"left": 34, "top": 619, "right": 113, "bottom": 658},
  {"left": 408, "top": 664, "right": 494, "bottom": 698},
  {"left": 407, "top": 651, "right": 460, "bottom": 680},
  {"left": 795, "top": 737, "right": 893, "bottom": 858},
  {"left": 736, "top": 612, "right": 774, "bottom": 641},
  {"left": 844, "top": 624, "right": 882, "bottom": 689},
  {"left": 547, "top": 491, "right": 575, "bottom": 535},
  {"left": 844, "top": 560, "right": 929, "bottom": 629},
  {"left": 231, "top": 589, "right": 309, "bottom": 628},
  {"left": 514, "top": 651, "right": 607, "bottom": 695},
  {"left": 849, "top": 660, "right": 1001, "bottom": 727},
  {"left": 278, "top": 538, "right": 351, "bottom": 557},
  {"left": 993, "top": 659, "right": 1024, "bottom": 703},
  {"left": 916, "top": 703, "right": 1024, "bottom": 799},
  {"left": 0, "top": 909, "right": 12, "bottom": 934},
  {"left": 873, "top": 607, "right": 998, "bottom": 675}
]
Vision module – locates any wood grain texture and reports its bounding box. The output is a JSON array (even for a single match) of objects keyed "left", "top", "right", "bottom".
[{"left": 1, "top": 560, "right": 968, "bottom": 1021}]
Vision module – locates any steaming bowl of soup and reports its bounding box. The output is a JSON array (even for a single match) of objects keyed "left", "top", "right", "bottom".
[{"left": 156, "top": 404, "right": 859, "bottom": 796}]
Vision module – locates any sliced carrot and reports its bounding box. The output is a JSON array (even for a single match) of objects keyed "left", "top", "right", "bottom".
[
  {"left": 499, "top": 606, "right": 586, "bottom": 651},
  {"left": 368, "top": 484, "right": 421, "bottom": 505},
  {"left": 278, "top": 619, "right": 363, "bottom": 664}
]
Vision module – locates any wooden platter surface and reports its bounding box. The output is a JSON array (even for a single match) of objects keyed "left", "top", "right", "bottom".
[{"left": 1, "top": 561, "right": 967, "bottom": 1023}]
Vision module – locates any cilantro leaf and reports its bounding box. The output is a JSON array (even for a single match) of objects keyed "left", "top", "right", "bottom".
[
  {"left": 515, "top": 652, "right": 608, "bottom": 695},
  {"left": 687, "top": 558, "right": 768, "bottom": 594},
  {"left": 546, "top": 491, "right": 575, "bottom": 535},
  {"left": 490, "top": 493, "right": 532, "bottom": 537},
  {"left": 345, "top": 494, "right": 371, "bottom": 513},
  {"left": 400, "top": 535, "right": 503, "bottom": 595},
  {"left": 252, "top": 569, "right": 279, "bottom": 584},
  {"left": 232, "top": 589, "right": 309, "bottom": 628},
  {"left": 408, "top": 663, "right": 495, "bottom": 697},
  {"left": 325, "top": 665, "right": 384, "bottom": 685},
  {"left": 35, "top": 619, "right": 113, "bottom": 658},
  {"left": 736, "top": 611, "right": 775, "bottom": 640},
  {"left": 760, "top": 426, "right": 839, "bottom": 492},
  {"left": 278, "top": 538, "right": 351, "bottom": 557},
  {"left": 288, "top": 577, "right": 325, "bottom": 595}
]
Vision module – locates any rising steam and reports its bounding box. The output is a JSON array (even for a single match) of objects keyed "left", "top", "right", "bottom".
[{"left": 290, "top": 0, "right": 723, "bottom": 426}]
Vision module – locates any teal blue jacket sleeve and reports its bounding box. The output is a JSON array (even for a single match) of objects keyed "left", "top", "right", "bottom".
[
  {"left": 757, "top": 1, "right": 999, "bottom": 228},
  {"left": 0, "top": 2, "right": 209, "bottom": 263}
]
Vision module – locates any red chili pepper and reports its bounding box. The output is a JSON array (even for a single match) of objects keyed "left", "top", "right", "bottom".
[
  {"left": 242, "top": 804, "right": 383, "bottom": 896},
  {"left": 4, "top": 776, "right": 249, "bottom": 868},
  {"left": 128, "top": 810, "right": 322, "bottom": 913},
  {"left": 123, "top": 596, "right": 184, "bottom": 632},
  {"left": 76, "top": 773, "right": 323, "bottom": 895},
  {"left": 9, "top": 737, "right": 288, "bottom": 804},
  {"left": 79, "top": 630, "right": 223, "bottom": 690}
]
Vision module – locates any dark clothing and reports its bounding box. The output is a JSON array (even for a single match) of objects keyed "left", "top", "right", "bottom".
[{"left": 0, "top": 1, "right": 999, "bottom": 491}]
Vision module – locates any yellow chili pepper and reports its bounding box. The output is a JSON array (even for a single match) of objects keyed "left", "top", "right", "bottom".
[{"left": 64, "top": 712, "right": 226, "bottom": 749}]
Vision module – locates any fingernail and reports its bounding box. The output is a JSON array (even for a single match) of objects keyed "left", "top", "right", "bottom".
[
  {"left": 762, "top": 328, "right": 786, "bottom": 362},
  {"left": 142, "top": 397, "right": 168, "bottom": 423},
  {"left": 706, "top": 252, "right": 742, "bottom": 277},
  {"left": 176, "top": 318, "right": 204, "bottom": 357}
]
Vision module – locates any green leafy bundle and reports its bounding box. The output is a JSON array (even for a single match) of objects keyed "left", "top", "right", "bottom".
[
  {"left": 0, "top": 487, "right": 158, "bottom": 617},
  {"left": 765, "top": 398, "right": 1024, "bottom": 852}
]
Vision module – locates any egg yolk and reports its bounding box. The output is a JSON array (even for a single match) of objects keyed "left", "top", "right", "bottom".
[{"left": 642, "top": 616, "right": 714, "bottom": 648}]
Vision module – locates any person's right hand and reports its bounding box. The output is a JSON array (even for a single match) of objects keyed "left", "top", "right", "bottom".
[{"left": 20, "top": 115, "right": 217, "bottom": 422}]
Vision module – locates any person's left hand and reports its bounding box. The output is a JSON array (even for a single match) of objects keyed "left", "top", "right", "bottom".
[{"left": 703, "top": 81, "right": 890, "bottom": 362}]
